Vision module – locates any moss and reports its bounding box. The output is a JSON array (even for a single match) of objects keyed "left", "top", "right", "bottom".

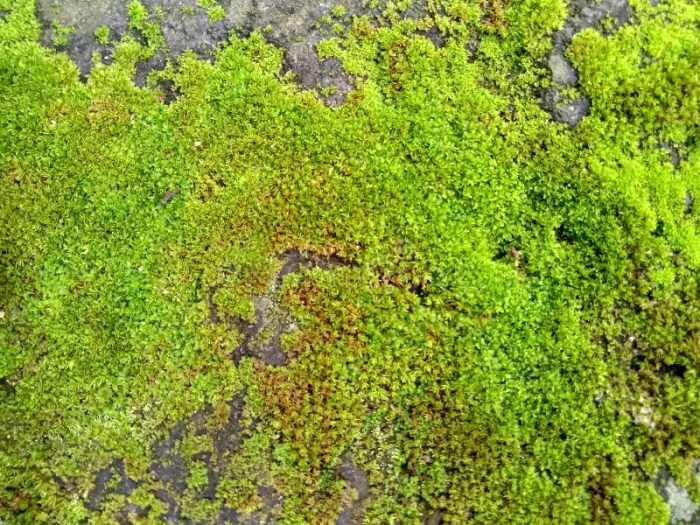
[
  {"left": 1, "top": 0, "right": 700, "bottom": 523},
  {"left": 197, "top": 0, "right": 226, "bottom": 24},
  {"left": 207, "top": 4, "right": 226, "bottom": 23},
  {"left": 95, "top": 25, "right": 110, "bottom": 46},
  {"left": 51, "top": 20, "right": 74, "bottom": 46},
  {"left": 127, "top": 0, "right": 165, "bottom": 52}
]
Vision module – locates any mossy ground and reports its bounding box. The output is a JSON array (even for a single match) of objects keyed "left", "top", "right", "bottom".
[{"left": 1, "top": 0, "right": 700, "bottom": 523}]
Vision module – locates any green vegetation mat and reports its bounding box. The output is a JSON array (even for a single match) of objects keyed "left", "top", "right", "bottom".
[{"left": 1, "top": 0, "right": 700, "bottom": 523}]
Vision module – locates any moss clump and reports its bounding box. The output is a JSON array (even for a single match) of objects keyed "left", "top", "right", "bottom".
[
  {"left": 127, "top": 0, "right": 165, "bottom": 52},
  {"left": 51, "top": 20, "right": 74, "bottom": 46},
  {"left": 94, "top": 25, "right": 110, "bottom": 45},
  {"left": 197, "top": 0, "right": 226, "bottom": 23}
]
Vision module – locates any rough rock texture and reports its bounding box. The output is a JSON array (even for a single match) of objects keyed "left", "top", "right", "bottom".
[
  {"left": 335, "top": 455, "right": 370, "bottom": 525},
  {"left": 656, "top": 468, "right": 700, "bottom": 525},
  {"left": 36, "top": 0, "right": 366, "bottom": 103},
  {"left": 543, "top": 0, "right": 634, "bottom": 126}
]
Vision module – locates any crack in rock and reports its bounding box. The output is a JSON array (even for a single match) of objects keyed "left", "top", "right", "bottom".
[{"left": 222, "top": 249, "right": 352, "bottom": 366}]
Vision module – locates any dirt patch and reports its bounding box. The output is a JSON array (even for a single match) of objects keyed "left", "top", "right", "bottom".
[{"left": 35, "top": 0, "right": 367, "bottom": 104}]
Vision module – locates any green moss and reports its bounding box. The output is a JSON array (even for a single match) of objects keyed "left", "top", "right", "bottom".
[
  {"left": 207, "top": 4, "right": 226, "bottom": 23},
  {"left": 95, "top": 25, "right": 110, "bottom": 46},
  {"left": 196, "top": 0, "right": 226, "bottom": 24},
  {"left": 127, "top": 0, "right": 149, "bottom": 29},
  {"left": 51, "top": 20, "right": 74, "bottom": 46},
  {"left": 0, "top": 0, "right": 41, "bottom": 43},
  {"left": 127, "top": 0, "right": 165, "bottom": 52},
  {"left": 1, "top": 0, "right": 700, "bottom": 523}
]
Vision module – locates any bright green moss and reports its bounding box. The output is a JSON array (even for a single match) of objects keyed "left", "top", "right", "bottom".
[
  {"left": 0, "top": 0, "right": 41, "bottom": 43},
  {"left": 51, "top": 20, "right": 74, "bottom": 46},
  {"left": 127, "top": 0, "right": 165, "bottom": 51},
  {"left": 1, "top": 0, "right": 700, "bottom": 523},
  {"left": 194, "top": 0, "right": 227, "bottom": 23},
  {"left": 95, "top": 25, "right": 110, "bottom": 45},
  {"left": 127, "top": 0, "right": 149, "bottom": 29},
  {"left": 207, "top": 4, "right": 226, "bottom": 22}
]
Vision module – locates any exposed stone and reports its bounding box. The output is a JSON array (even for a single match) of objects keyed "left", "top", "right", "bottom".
[
  {"left": 552, "top": 98, "right": 590, "bottom": 128},
  {"left": 336, "top": 455, "right": 370, "bottom": 525},
  {"left": 655, "top": 469, "right": 700, "bottom": 525},
  {"left": 548, "top": 52, "right": 578, "bottom": 86},
  {"left": 35, "top": 0, "right": 365, "bottom": 103},
  {"left": 544, "top": 0, "right": 633, "bottom": 126}
]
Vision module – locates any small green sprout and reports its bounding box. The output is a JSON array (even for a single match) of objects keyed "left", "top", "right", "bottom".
[
  {"left": 95, "top": 25, "right": 110, "bottom": 45},
  {"left": 52, "top": 21, "right": 74, "bottom": 46},
  {"left": 331, "top": 5, "right": 347, "bottom": 17}
]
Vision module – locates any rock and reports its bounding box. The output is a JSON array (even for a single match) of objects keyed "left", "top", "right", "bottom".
[
  {"left": 544, "top": 0, "right": 634, "bottom": 127},
  {"left": 655, "top": 469, "right": 700, "bottom": 525},
  {"left": 35, "top": 0, "right": 364, "bottom": 103},
  {"left": 552, "top": 98, "right": 590, "bottom": 127}
]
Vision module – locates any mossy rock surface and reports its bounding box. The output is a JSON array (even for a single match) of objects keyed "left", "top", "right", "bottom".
[{"left": 1, "top": 0, "right": 700, "bottom": 523}]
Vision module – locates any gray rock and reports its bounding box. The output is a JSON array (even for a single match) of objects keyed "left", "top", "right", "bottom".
[
  {"left": 552, "top": 98, "right": 590, "bottom": 127},
  {"left": 35, "top": 0, "right": 367, "bottom": 103},
  {"left": 659, "top": 141, "right": 681, "bottom": 168},
  {"left": 555, "top": 0, "right": 633, "bottom": 47},
  {"left": 548, "top": 52, "right": 578, "bottom": 86},
  {"left": 656, "top": 469, "right": 700, "bottom": 525},
  {"left": 335, "top": 455, "right": 370, "bottom": 525},
  {"left": 544, "top": 0, "right": 634, "bottom": 126}
]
